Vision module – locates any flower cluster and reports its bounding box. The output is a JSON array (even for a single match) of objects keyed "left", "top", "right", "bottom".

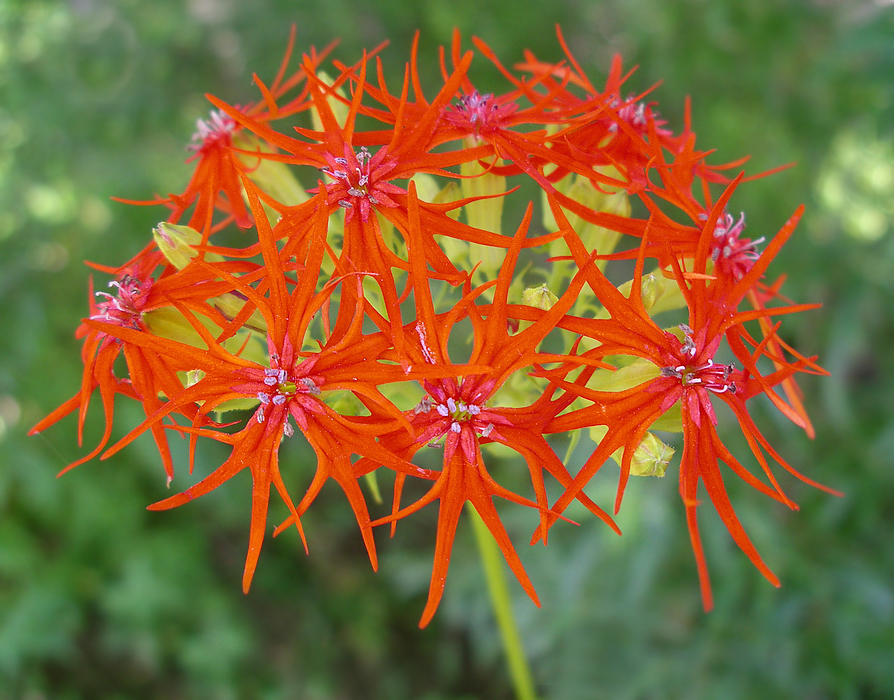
[{"left": 32, "top": 28, "right": 836, "bottom": 626}]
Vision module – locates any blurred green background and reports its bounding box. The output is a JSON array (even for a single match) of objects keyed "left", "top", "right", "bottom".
[{"left": 2, "top": 0, "right": 893, "bottom": 698}]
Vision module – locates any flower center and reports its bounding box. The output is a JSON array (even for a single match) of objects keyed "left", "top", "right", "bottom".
[
  {"left": 611, "top": 99, "right": 647, "bottom": 131},
  {"left": 189, "top": 109, "right": 236, "bottom": 152},
  {"left": 414, "top": 393, "right": 495, "bottom": 439},
  {"left": 660, "top": 325, "right": 736, "bottom": 395},
  {"left": 445, "top": 91, "right": 517, "bottom": 137},
  {"left": 706, "top": 211, "right": 765, "bottom": 280},
  {"left": 255, "top": 365, "right": 322, "bottom": 435},
  {"left": 456, "top": 92, "right": 496, "bottom": 124},
  {"left": 660, "top": 360, "right": 737, "bottom": 395},
  {"left": 322, "top": 146, "right": 379, "bottom": 208},
  {"left": 91, "top": 274, "right": 151, "bottom": 329}
]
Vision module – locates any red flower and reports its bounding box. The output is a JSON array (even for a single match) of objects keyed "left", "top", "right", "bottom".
[
  {"left": 34, "top": 30, "right": 833, "bottom": 626},
  {"left": 319, "top": 144, "right": 406, "bottom": 223},
  {"left": 530, "top": 198, "right": 837, "bottom": 609},
  {"left": 29, "top": 249, "right": 221, "bottom": 480},
  {"left": 89, "top": 182, "right": 424, "bottom": 590},
  {"left": 354, "top": 186, "right": 617, "bottom": 626}
]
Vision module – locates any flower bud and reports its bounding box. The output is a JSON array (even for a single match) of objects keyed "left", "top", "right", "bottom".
[
  {"left": 461, "top": 150, "right": 507, "bottom": 276},
  {"left": 628, "top": 431, "right": 674, "bottom": 477},
  {"left": 143, "top": 307, "right": 267, "bottom": 363},
  {"left": 514, "top": 284, "right": 559, "bottom": 337},
  {"left": 417, "top": 176, "right": 467, "bottom": 265},
  {"left": 650, "top": 403, "right": 683, "bottom": 433},
  {"left": 143, "top": 306, "right": 207, "bottom": 346},
  {"left": 522, "top": 284, "right": 559, "bottom": 311},
  {"left": 154, "top": 222, "right": 221, "bottom": 270},
  {"left": 547, "top": 169, "right": 630, "bottom": 265},
  {"left": 211, "top": 293, "right": 268, "bottom": 334},
  {"left": 589, "top": 425, "right": 674, "bottom": 477},
  {"left": 615, "top": 273, "right": 687, "bottom": 316}
]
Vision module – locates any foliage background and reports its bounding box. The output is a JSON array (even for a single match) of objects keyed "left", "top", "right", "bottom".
[{"left": 1, "top": 0, "right": 893, "bottom": 697}]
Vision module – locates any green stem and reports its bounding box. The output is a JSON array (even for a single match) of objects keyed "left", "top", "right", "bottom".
[{"left": 468, "top": 503, "right": 539, "bottom": 700}]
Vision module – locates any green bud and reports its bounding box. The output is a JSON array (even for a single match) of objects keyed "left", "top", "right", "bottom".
[
  {"left": 421, "top": 177, "right": 468, "bottom": 267},
  {"left": 588, "top": 425, "right": 673, "bottom": 477},
  {"left": 412, "top": 173, "right": 462, "bottom": 220},
  {"left": 217, "top": 296, "right": 269, "bottom": 334},
  {"left": 185, "top": 369, "right": 205, "bottom": 387},
  {"left": 650, "top": 403, "right": 683, "bottom": 433},
  {"left": 615, "top": 272, "right": 687, "bottom": 316},
  {"left": 461, "top": 164, "right": 506, "bottom": 234},
  {"left": 144, "top": 306, "right": 267, "bottom": 362},
  {"left": 522, "top": 284, "right": 559, "bottom": 311},
  {"left": 143, "top": 306, "right": 207, "bottom": 346},
  {"left": 461, "top": 149, "right": 507, "bottom": 276},
  {"left": 628, "top": 432, "right": 674, "bottom": 477},
  {"left": 154, "top": 222, "right": 222, "bottom": 270},
  {"left": 144, "top": 308, "right": 267, "bottom": 414},
  {"left": 495, "top": 368, "right": 549, "bottom": 409},
  {"left": 411, "top": 172, "right": 440, "bottom": 202},
  {"left": 152, "top": 224, "right": 268, "bottom": 334},
  {"left": 547, "top": 170, "right": 630, "bottom": 266},
  {"left": 324, "top": 389, "right": 366, "bottom": 417},
  {"left": 433, "top": 183, "right": 463, "bottom": 218}
]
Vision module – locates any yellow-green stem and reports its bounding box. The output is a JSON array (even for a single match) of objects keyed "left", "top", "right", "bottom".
[{"left": 468, "top": 504, "right": 539, "bottom": 700}]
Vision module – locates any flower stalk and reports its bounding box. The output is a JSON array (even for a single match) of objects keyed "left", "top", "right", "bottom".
[{"left": 469, "top": 504, "right": 539, "bottom": 700}]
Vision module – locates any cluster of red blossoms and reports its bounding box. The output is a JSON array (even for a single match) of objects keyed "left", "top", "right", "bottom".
[{"left": 32, "top": 28, "right": 837, "bottom": 627}]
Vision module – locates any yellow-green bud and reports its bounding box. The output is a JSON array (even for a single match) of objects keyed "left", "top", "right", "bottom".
[
  {"left": 421, "top": 177, "right": 468, "bottom": 267},
  {"left": 202, "top": 287, "right": 267, "bottom": 334},
  {"left": 628, "top": 431, "right": 674, "bottom": 477},
  {"left": 324, "top": 389, "right": 365, "bottom": 416},
  {"left": 363, "top": 471, "right": 383, "bottom": 505},
  {"left": 461, "top": 160, "right": 506, "bottom": 235},
  {"left": 154, "top": 222, "right": 222, "bottom": 270},
  {"left": 546, "top": 170, "right": 630, "bottom": 266},
  {"left": 616, "top": 272, "right": 687, "bottom": 316},
  {"left": 144, "top": 307, "right": 267, "bottom": 414},
  {"left": 412, "top": 173, "right": 462, "bottom": 220},
  {"left": 588, "top": 426, "right": 673, "bottom": 477},
  {"left": 143, "top": 306, "right": 207, "bottom": 346},
  {"left": 151, "top": 224, "right": 268, "bottom": 333},
  {"left": 461, "top": 149, "right": 507, "bottom": 276},
  {"left": 522, "top": 284, "right": 559, "bottom": 311},
  {"left": 143, "top": 306, "right": 267, "bottom": 361},
  {"left": 185, "top": 369, "right": 205, "bottom": 387}
]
